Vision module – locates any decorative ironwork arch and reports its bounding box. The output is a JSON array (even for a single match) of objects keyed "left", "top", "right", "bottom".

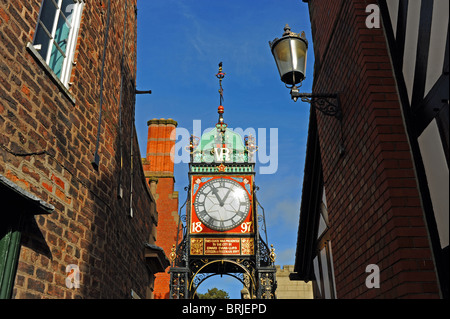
[
  {"left": 189, "top": 259, "right": 256, "bottom": 299},
  {"left": 191, "top": 273, "right": 248, "bottom": 299}
]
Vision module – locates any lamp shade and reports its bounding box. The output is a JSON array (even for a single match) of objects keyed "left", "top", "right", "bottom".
[{"left": 270, "top": 25, "right": 308, "bottom": 86}]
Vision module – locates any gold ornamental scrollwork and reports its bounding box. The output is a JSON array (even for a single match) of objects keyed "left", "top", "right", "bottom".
[
  {"left": 190, "top": 238, "right": 204, "bottom": 255},
  {"left": 260, "top": 273, "right": 274, "bottom": 299},
  {"left": 241, "top": 238, "right": 254, "bottom": 255}
]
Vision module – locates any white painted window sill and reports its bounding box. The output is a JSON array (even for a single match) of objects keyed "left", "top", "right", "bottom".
[{"left": 26, "top": 42, "right": 76, "bottom": 105}]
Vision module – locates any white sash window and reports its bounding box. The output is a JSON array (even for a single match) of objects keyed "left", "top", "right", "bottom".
[{"left": 33, "top": 0, "right": 84, "bottom": 86}]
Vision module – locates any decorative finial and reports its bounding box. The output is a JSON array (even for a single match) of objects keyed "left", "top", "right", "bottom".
[
  {"left": 184, "top": 135, "right": 199, "bottom": 154},
  {"left": 244, "top": 135, "right": 258, "bottom": 154},
  {"left": 169, "top": 244, "right": 176, "bottom": 262},
  {"left": 269, "top": 244, "right": 276, "bottom": 263}
]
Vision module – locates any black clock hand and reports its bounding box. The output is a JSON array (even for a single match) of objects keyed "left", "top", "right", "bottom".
[
  {"left": 221, "top": 187, "right": 233, "bottom": 205},
  {"left": 211, "top": 188, "right": 225, "bottom": 206}
]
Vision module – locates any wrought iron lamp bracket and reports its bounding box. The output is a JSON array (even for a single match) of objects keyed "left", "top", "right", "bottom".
[{"left": 291, "top": 90, "right": 342, "bottom": 121}]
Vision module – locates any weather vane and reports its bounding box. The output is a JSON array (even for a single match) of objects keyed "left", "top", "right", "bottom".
[{"left": 216, "top": 61, "right": 225, "bottom": 106}]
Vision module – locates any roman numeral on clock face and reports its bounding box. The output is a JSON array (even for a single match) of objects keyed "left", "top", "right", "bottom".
[
  {"left": 196, "top": 209, "right": 207, "bottom": 218},
  {"left": 236, "top": 210, "right": 246, "bottom": 217}
]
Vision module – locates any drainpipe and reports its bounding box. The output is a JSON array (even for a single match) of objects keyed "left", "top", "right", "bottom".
[
  {"left": 117, "top": 0, "right": 128, "bottom": 198},
  {"left": 92, "top": 0, "right": 111, "bottom": 170}
]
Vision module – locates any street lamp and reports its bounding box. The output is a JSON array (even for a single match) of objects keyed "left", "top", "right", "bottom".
[
  {"left": 269, "top": 24, "right": 308, "bottom": 88},
  {"left": 269, "top": 24, "right": 342, "bottom": 121}
]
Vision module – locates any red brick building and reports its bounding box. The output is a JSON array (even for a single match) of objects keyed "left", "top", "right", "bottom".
[
  {"left": 143, "top": 118, "right": 179, "bottom": 299},
  {"left": 0, "top": 0, "right": 168, "bottom": 298},
  {"left": 292, "top": 0, "right": 448, "bottom": 298}
]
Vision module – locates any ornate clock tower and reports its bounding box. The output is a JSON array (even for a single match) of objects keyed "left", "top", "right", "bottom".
[{"left": 169, "top": 63, "right": 277, "bottom": 299}]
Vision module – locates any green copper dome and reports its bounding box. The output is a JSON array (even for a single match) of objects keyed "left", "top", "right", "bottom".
[{"left": 193, "top": 127, "right": 248, "bottom": 163}]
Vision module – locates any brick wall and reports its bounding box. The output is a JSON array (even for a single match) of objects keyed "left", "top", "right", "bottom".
[
  {"left": 307, "top": 0, "right": 440, "bottom": 298},
  {"left": 1, "top": 0, "right": 159, "bottom": 298},
  {"left": 143, "top": 119, "right": 179, "bottom": 299}
]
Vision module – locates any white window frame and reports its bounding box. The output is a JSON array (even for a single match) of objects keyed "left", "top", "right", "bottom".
[{"left": 33, "top": 0, "right": 84, "bottom": 86}]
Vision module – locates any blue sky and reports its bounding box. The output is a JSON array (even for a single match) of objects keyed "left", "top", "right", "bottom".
[{"left": 135, "top": 0, "right": 314, "bottom": 299}]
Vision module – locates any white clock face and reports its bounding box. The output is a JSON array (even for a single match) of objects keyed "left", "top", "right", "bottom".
[{"left": 194, "top": 178, "right": 250, "bottom": 231}]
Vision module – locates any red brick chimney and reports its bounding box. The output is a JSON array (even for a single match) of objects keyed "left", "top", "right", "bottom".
[{"left": 143, "top": 118, "right": 179, "bottom": 299}]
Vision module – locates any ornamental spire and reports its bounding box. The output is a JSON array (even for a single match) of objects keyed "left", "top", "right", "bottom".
[{"left": 215, "top": 62, "right": 227, "bottom": 133}]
